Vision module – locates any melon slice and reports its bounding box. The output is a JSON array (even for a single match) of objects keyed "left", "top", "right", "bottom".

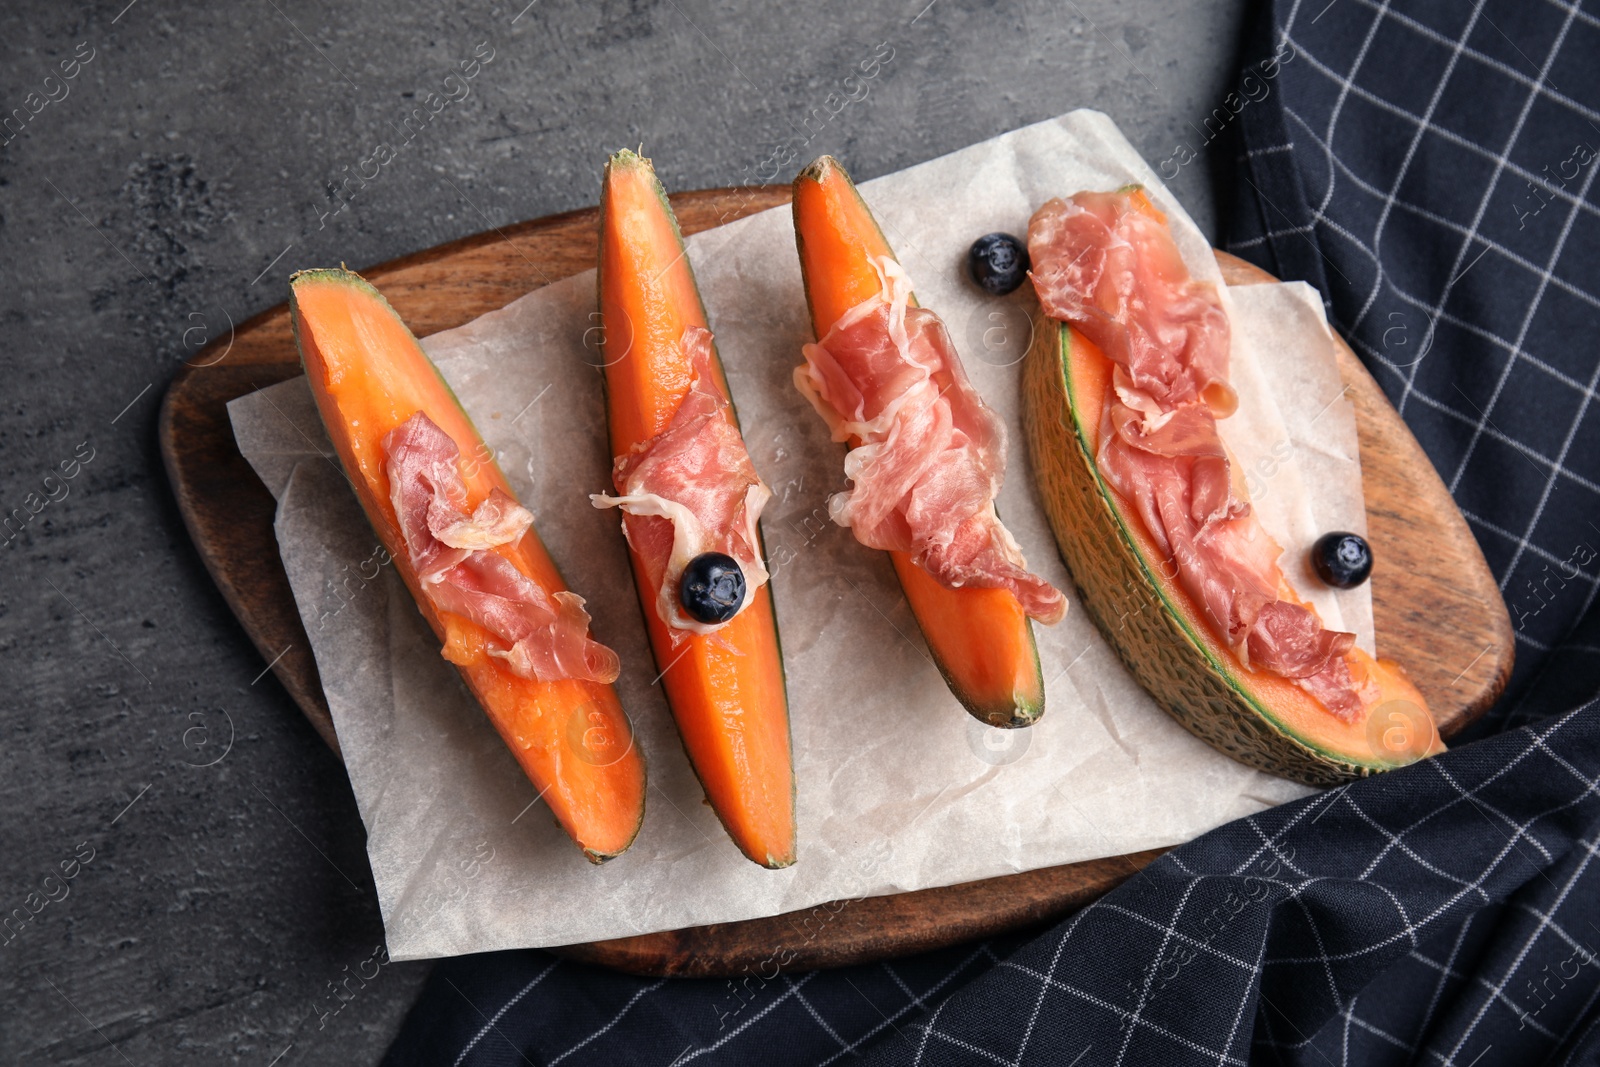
[
  {"left": 292, "top": 268, "right": 647, "bottom": 861},
  {"left": 598, "top": 151, "right": 796, "bottom": 868},
  {"left": 1023, "top": 319, "right": 1444, "bottom": 786},
  {"left": 792, "top": 155, "right": 1049, "bottom": 728}
]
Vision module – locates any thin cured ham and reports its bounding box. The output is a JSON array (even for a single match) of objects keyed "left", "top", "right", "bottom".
[
  {"left": 592, "top": 325, "right": 772, "bottom": 634},
  {"left": 795, "top": 257, "right": 1066, "bottom": 626},
  {"left": 384, "top": 411, "right": 621, "bottom": 684},
  {"left": 1028, "top": 190, "right": 1366, "bottom": 721}
]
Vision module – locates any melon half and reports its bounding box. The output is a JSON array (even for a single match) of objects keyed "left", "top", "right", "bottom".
[{"left": 1022, "top": 318, "right": 1443, "bottom": 787}]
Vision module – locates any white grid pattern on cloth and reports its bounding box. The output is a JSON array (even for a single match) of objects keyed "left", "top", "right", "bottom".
[
  {"left": 1413, "top": 914, "right": 1491, "bottom": 1040},
  {"left": 1105, "top": 879, "right": 1211, "bottom": 1066},
  {"left": 878, "top": 674, "right": 1597, "bottom": 1060},
  {"left": 1248, "top": 24, "right": 1600, "bottom": 432},
  {"left": 450, "top": 958, "right": 560, "bottom": 1067},
  {"left": 675, "top": 971, "right": 824, "bottom": 1065},
  {"left": 1437, "top": 830, "right": 1600, "bottom": 1065},
  {"left": 544, "top": 978, "right": 668, "bottom": 1066},
  {"left": 847, "top": 947, "right": 1000, "bottom": 1067},
  {"left": 619, "top": 947, "right": 1002, "bottom": 1067},
  {"left": 1344, "top": 0, "right": 1565, "bottom": 369},
  {"left": 1268, "top": 82, "right": 1594, "bottom": 430},
  {"left": 787, "top": 974, "right": 853, "bottom": 1053}
]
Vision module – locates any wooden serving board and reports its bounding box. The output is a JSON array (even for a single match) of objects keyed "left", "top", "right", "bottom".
[{"left": 160, "top": 186, "right": 1512, "bottom": 978}]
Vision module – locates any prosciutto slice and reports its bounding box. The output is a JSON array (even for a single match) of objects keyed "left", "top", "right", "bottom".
[
  {"left": 383, "top": 411, "right": 620, "bottom": 684},
  {"left": 591, "top": 326, "right": 772, "bottom": 635},
  {"left": 1029, "top": 190, "right": 1365, "bottom": 720},
  {"left": 794, "top": 258, "right": 1066, "bottom": 625}
]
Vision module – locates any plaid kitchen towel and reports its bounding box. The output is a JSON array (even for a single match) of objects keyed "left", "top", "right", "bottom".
[{"left": 383, "top": 1, "right": 1600, "bottom": 1063}]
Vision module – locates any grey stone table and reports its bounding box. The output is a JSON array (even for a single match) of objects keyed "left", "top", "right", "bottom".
[{"left": 0, "top": 1, "right": 1249, "bottom": 1061}]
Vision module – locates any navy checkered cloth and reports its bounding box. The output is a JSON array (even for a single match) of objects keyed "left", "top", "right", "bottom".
[{"left": 383, "top": 1, "right": 1600, "bottom": 1062}]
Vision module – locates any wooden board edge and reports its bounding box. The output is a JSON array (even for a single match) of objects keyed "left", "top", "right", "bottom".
[{"left": 548, "top": 848, "right": 1169, "bottom": 976}]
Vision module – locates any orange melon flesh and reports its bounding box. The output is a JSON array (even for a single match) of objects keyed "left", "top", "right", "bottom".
[
  {"left": 598, "top": 152, "right": 796, "bottom": 868},
  {"left": 1063, "top": 323, "right": 1442, "bottom": 763},
  {"left": 291, "top": 269, "right": 647, "bottom": 861},
  {"left": 793, "top": 156, "right": 1044, "bottom": 726}
]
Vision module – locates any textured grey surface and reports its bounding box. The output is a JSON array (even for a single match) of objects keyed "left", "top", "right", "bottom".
[{"left": 0, "top": 1, "right": 1249, "bottom": 1063}]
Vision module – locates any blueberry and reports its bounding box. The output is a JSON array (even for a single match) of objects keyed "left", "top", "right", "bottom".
[
  {"left": 967, "top": 232, "right": 1030, "bottom": 296},
  {"left": 679, "top": 552, "right": 746, "bottom": 624},
  {"left": 1311, "top": 532, "right": 1373, "bottom": 589}
]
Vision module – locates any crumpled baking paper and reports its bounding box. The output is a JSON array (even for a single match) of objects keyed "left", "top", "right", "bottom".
[{"left": 228, "top": 110, "right": 1365, "bottom": 960}]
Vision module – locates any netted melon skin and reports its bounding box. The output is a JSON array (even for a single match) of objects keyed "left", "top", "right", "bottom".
[{"left": 1022, "top": 317, "right": 1370, "bottom": 788}]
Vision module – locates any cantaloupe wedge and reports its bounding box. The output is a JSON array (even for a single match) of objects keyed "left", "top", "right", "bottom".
[
  {"left": 598, "top": 151, "right": 796, "bottom": 868},
  {"left": 792, "top": 155, "right": 1047, "bottom": 729},
  {"left": 1023, "top": 316, "right": 1444, "bottom": 786},
  {"left": 291, "top": 268, "right": 646, "bottom": 860}
]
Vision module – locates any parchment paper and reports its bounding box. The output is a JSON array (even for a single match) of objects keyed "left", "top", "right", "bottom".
[{"left": 229, "top": 110, "right": 1366, "bottom": 960}]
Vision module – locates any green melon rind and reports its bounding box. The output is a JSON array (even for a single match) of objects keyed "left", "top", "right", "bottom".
[
  {"left": 792, "top": 156, "right": 1046, "bottom": 730},
  {"left": 1022, "top": 315, "right": 1391, "bottom": 787},
  {"left": 289, "top": 266, "right": 647, "bottom": 862}
]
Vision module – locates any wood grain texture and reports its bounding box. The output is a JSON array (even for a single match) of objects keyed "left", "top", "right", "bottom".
[{"left": 160, "top": 186, "right": 1510, "bottom": 977}]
